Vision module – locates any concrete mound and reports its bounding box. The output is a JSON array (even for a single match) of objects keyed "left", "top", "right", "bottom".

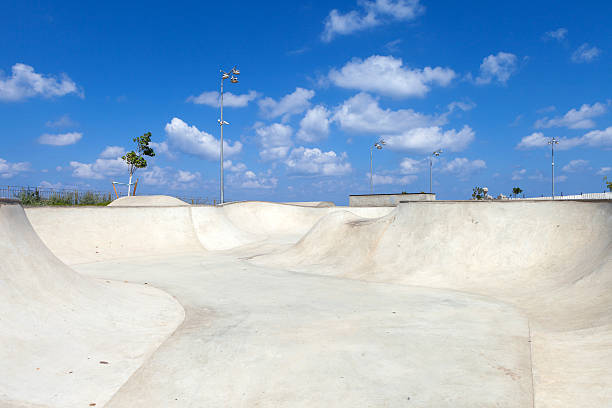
[
  {"left": 108, "top": 195, "right": 189, "bottom": 207},
  {"left": 0, "top": 202, "right": 184, "bottom": 408}
]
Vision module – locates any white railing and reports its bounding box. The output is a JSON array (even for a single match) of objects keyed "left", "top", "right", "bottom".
[{"left": 511, "top": 192, "right": 612, "bottom": 200}]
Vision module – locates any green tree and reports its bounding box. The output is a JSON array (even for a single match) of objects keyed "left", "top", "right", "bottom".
[
  {"left": 512, "top": 187, "right": 523, "bottom": 198},
  {"left": 122, "top": 132, "right": 155, "bottom": 196},
  {"left": 472, "top": 186, "right": 485, "bottom": 200},
  {"left": 604, "top": 176, "right": 612, "bottom": 192}
]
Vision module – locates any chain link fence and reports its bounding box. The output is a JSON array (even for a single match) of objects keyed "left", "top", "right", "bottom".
[{"left": 0, "top": 185, "right": 213, "bottom": 206}]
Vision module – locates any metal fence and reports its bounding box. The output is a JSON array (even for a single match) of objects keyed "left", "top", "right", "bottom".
[
  {"left": 509, "top": 192, "right": 612, "bottom": 200},
  {"left": 0, "top": 185, "right": 213, "bottom": 206}
]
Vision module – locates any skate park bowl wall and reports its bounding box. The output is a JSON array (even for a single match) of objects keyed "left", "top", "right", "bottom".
[{"left": 3, "top": 199, "right": 612, "bottom": 407}]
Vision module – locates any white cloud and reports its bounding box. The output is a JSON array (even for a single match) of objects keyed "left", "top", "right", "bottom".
[
  {"left": 544, "top": 28, "right": 567, "bottom": 41},
  {"left": 370, "top": 173, "right": 416, "bottom": 185},
  {"left": 333, "top": 92, "right": 443, "bottom": 134},
  {"left": 447, "top": 100, "right": 476, "bottom": 113},
  {"left": 226, "top": 168, "right": 278, "bottom": 189},
  {"left": 572, "top": 43, "right": 601, "bottom": 63},
  {"left": 562, "top": 159, "right": 589, "bottom": 173},
  {"left": 100, "top": 146, "right": 125, "bottom": 159},
  {"left": 297, "top": 105, "right": 331, "bottom": 142},
  {"left": 164, "top": 117, "right": 242, "bottom": 161},
  {"left": 329, "top": 55, "right": 455, "bottom": 98},
  {"left": 0, "top": 63, "right": 82, "bottom": 101},
  {"left": 0, "top": 158, "right": 30, "bottom": 178},
  {"left": 258, "top": 87, "right": 315, "bottom": 120},
  {"left": 517, "top": 127, "right": 612, "bottom": 150},
  {"left": 285, "top": 147, "right": 352, "bottom": 176},
  {"left": 241, "top": 171, "right": 278, "bottom": 189},
  {"left": 441, "top": 157, "right": 486, "bottom": 180},
  {"left": 384, "top": 125, "right": 475, "bottom": 153},
  {"left": 321, "top": 0, "right": 424, "bottom": 42},
  {"left": 581, "top": 126, "right": 612, "bottom": 146},
  {"left": 517, "top": 132, "right": 550, "bottom": 149},
  {"left": 187, "top": 90, "right": 258, "bottom": 108},
  {"left": 475, "top": 52, "right": 518, "bottom": 85},
  {"left": 223, "top": 160, "right": 247, "bottom": 173},
  {"left": 38, "top": 180, "right": 66, "bottom": 189},
  {"left": 45, "top": 114, "right": 77, "bottom": 128},
  {"left": 148, "top": 141, "right": 176, "bottom": 159},
  {"left": 255, "top": 123, "right": 293, "bottom": 161},
  {"left": 176, "top": 170, "right": 199, "bottom": 183},
  {"left": 535, "top": 102, "right": 607, "bottom": 129},
  {"left": 399, "top": 157, "right": 424, "bottom": 174},
  {"left": 38, "top": 132, "right": 82, "bottom": 146},
  {"left": 597, "top": 167, "right": 611, "bottom": 176},
  {"left": 70, "top": 157, "right": 126, "bottom": 180},
  {"left": 138, "top": 166, "right": 201, "bottom": 188},
  {"left": 384, "top": 39, "right": 402, "bottom": 53}
]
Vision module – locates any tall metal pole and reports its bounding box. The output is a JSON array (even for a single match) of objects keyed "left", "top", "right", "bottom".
[
  {"left": 219, "top": 77, "right": 224, "bottom": 204},
  {"left": 551, "top": 140, "right": 554, "bottom": 200},
  {"left": 430, "top": 149, "right": 442, "bottom": 194},
  {"left": 369, "top": 140, "right": 385, "bottom": 194},
  {"left": 429, "top": 157, "right": 432, "bottom": 193},
  {"left": 548, "top": 137, "right": 559, "bottom": 200},
  {"left": 369, "top": 146, "right": 373, "bottom": 193}
]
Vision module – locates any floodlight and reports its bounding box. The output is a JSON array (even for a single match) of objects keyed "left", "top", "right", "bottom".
[{"left": 218, "top": 65, "right": 241, "bottom": 205}]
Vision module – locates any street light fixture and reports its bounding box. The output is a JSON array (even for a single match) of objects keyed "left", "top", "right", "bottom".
[
  {"left": 430, "top": 149, "right": 442, "bottom": 193},
  {"left": 548, "top": 137, "right": 559, "bottom": 200},
  {"left": 218, "top": 66, "right": 240, "bottom": 204},
  {"left": 369, "top": 139, "right": 385, "bottom": 193}
]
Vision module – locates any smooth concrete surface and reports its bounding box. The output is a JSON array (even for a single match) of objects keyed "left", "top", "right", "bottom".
[
  {"left": 349, "top": 193, "right": 435, "bottom": 207},
  {"left": 0, "top": 203, "right": 184, "bottom": 408},
  {"left": 108, "top": 195, "right": 189, "bottom": 207},
  {"left": 2, "top": 200, "right": 611, "bottom": 407},
  {"left": 283, "top": 201, "right": 336, "bottom": 207}
]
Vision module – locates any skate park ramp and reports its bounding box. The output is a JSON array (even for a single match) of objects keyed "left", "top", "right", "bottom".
[
  {"left": 108, "top": 194, "right": 189, "bottom": 207},
  {"left": 2, "top": 199, "right": 611, "bottom": 407},
  {"left": 0, "top": 201, "right": 184, "bottom": 408}
]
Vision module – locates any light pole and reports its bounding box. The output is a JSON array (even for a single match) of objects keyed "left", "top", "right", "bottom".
[
  {"left": 218, "top": 66, "right": 240, "bottom": 204},
  {"left": 548, "top": 137, "right": 559, "bottom": 199},
  {"left": 369, "top": 139, "right": 385, "bottom": 193},
  {"left": 429, "top": 149, "right": 442, "bottom": 193}
]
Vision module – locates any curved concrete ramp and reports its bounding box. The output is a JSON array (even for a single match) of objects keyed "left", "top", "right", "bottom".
[
  {"left": 108, "top": 195, "right": 189, "bottom": 207},
  {"left": 0, "top": 202, "right": 184, "bottom": 408},
  {"left": 254, "top": 200, "right": 612, "bottom": 407},
  {"left": 4, "top": 200, "right": 611, "bottom": 406}
]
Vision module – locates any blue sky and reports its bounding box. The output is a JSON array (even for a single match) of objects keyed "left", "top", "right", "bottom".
[{"left": 1, "top": 0, "right": 611, "bottom": 203}]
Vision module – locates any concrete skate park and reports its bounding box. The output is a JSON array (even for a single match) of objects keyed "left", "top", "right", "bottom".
[{"left": 2, "top": 196, "right": 612, "bottom": 407}]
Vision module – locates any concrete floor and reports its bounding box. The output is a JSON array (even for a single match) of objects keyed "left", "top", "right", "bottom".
[{"left": 2, "top": 199, "right": 611, "bottom": 407}]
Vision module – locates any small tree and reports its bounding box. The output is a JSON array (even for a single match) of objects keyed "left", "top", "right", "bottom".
[
  {"left": 122, "top": 132, "right": 155, "bottom": 196},
  {"left": 512, "top": 187, "right": 523, "bottom": 198},
  {"left": 472, "top": 186, "right": 485, "bottom": 200},
  {"left": 604, "top": 176, "right": 612, "bottom": 192}
]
